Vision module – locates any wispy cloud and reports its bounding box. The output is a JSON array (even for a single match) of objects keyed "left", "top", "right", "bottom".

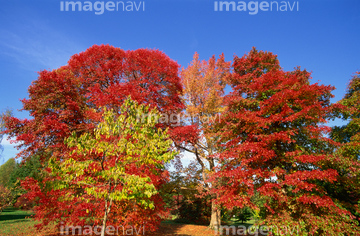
[
  {"left": 0, "top": 135, "right": 17, "bottom": 146},
  {"left": 0, "top": 135, "right": 20, "bottom": 164},
  {"left": 0, "top": 19, "right": 83, "bottom": 71}
]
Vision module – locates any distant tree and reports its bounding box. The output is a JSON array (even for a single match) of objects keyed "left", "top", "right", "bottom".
[
  {"left": 0, "top": 158, "right": 16, "bottom": 187},
  {"left": 0, "top": 109, "right": 12, "bottom": 160},
  {"left": 0, "top": 185, "right": 13, "bottom": 214},
  {"left": 163, "top": 162, "right": 212, "bottom": 225},
  {"left": 235, "top": 207, "right": 253, "bottom": 224},
  {"left": 7, "top": 156, "right": 42, "bottom": 188},
  {"left": 161, "top": 163, "right": 200, "bottom": 217},
  {"left": 328, "top": 71, "right": 360, "bottom": 223},
  {"left": 331, "top": 72, "right": 360, "bottom": 145},
  {"left": 7, "top": 155, "right": 42, "bottom": 207}
]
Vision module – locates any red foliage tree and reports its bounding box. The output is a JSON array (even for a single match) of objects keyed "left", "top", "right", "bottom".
[
  {"left": 4, "top": 45, "right": 184, "bottom": 232},
  {"left": 211, "top": 48, "right": 359, "bottom": 234}
]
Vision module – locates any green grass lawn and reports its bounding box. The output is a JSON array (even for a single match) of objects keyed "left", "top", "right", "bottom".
[
  {"left": 0, "top": 207, "right": 57, "bottom": 236},
  {"left": 227, "top": 217, "right": 257, "bottom": 226},
  {"left": 0, "top": 207, "right": 37, "bottom": 236},
  {"left": 0, "top": 209, "right": 258, "bottom": 235}
]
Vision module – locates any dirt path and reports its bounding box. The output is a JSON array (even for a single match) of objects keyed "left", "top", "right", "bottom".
[{"left": 146, "top": 222, "right": 216, "bottom": 236}]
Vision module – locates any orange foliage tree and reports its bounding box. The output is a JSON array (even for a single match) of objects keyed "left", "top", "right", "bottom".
[{"left": 171, "top": 52, "right": 230, "bottom": 229}]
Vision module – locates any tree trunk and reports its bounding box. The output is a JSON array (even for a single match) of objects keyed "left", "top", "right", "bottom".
[
  {"left": 209, "top": 199, "right": 221, "bottom": 232},
  {"left": 101, "top": 199, "right": 113, "bottom": 236}
]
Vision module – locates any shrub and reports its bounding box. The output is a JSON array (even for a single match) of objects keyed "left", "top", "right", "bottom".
[{"left": 14, "top": 195, "right": 35, "bottom": 210}]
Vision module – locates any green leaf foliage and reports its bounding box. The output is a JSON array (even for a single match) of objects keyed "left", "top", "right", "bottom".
[
  {"left": 0, "top": 158, "right": 16, "bottom": 187},
  {"left": 48, "top": 96, "right": 177, "bottom": 221}
]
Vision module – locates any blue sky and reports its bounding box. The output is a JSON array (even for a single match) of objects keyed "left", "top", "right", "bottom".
[{"left": 0, "top": 0, "right": 359, "bottom": 164}]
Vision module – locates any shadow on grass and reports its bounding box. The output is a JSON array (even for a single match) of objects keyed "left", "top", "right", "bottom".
[
  {"left": 225, "top": 222, "right": 254, "bottom": 228},
  {"left": 0, "top": 207, "right": 34, "bottom": 223}
]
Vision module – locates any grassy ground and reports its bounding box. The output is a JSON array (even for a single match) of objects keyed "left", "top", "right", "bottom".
[
  {"left": 0, "top": 207, "right": 55, "bottom": 236},
  {"left": 0, "top": 208, "right": 260, "bottom": 236},
  {"left": 0, "top": 207, "right": 36, "bottom": 236}
]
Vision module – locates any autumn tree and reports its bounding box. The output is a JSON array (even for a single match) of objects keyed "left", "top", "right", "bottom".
[
  {"left": 211, "top": 48, "right": 359, "bottom": 234},
  {"left": 0, "top": 185, "right": 13, "bottom": 214},
  {"left": 0, "top": 109, "right": 12, "bottom": 159},
  {"left": 4, "top": 45, "right": 184, "bottom": 231},
  {"left": 0, "top": 158, "right": 16, "bottom": 213},
  {"left": 7, "top": 155, "right": 42, "bottom": 208},
  {"left": 172, "top": 52, "right": 230, "bottom": 229},
  {"left": 162, "top": 161, "right": 212, "bottom": 224},
  {"left": 328, "top": 71, "right": 360, "bottom": 223},
  {"left": 43, "top": 98, "right": 177, "bottom": 236}
]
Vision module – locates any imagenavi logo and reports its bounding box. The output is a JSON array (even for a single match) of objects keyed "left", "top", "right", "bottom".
[
  {"left": 214, "top": 1, "right": 299, "bottom": 15},
  {"left": 60, "top": 1, "right": 145, "bottom": 15}
]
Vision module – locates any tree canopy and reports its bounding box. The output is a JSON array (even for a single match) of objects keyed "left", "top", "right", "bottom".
[
  {"left": 210, "top": 48, "right": 359, "bottom": 234},
  {"left": 0, "top": 158, "right": 16, "bottom": 187},
  {"left": 24, "top": 98, "right": 176, "bottom": 236},
  {"left": 3, "top": 45, "right": 360, "bottom": 235},
  {"left": 4, "top": 45, "right": 184, "bottom": 233},
  {"left": 0, "top": 109, "right": 12, "bottom": 159}
]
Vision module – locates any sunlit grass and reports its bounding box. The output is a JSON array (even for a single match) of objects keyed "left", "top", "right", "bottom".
[
  {"left": 0, "top": 207, "right": 56, "bottom": 236},
  {"left": 0, "top": 207, "right": 36, "bottom": 235}
]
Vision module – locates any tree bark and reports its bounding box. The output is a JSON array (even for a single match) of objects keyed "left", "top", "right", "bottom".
[
  {"left": 101, "top": 198, "right": 113, "bottom": 236},
  {"left": 209, "top": 199, "right": 221, "bottom": 231}
]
